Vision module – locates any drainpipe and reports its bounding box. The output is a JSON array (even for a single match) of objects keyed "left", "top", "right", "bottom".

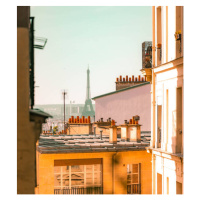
[{"left": 112, "top": 152, "right": 117, "bottom": 194}]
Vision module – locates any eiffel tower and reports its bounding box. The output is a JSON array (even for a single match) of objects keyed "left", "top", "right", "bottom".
[{"left": 82, "top": 66, "right": 95, "bottom": 118}]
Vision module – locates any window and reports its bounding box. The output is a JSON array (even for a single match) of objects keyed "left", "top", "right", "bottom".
[
  {"left": 127, "top": 163, "right": 141, "bottom": 194},
  {"left": 54, "top": 164, "right": 102, "bottom": 194}
]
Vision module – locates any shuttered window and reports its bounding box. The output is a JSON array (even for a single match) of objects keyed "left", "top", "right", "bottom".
[{"left": 127, "top": 163, "right": 141, "bottom": 194}]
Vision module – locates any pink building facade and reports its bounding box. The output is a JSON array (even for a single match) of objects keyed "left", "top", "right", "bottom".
[{"left": 93, "top": 82, "right": 151, "bottom": 131}]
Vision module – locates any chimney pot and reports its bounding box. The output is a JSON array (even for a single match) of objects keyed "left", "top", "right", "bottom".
[
  {"left": 100, "top": 130, "right": 103, "bottom": 140},
  {"left": 88, "top": 116, "right": 91, "bottom": 123},
  {"left": 120, "top": 75, "right": 122, "bottom": 82},
  {"left": 82, "top": 116, "right": 85, "bottom": 123},
  {"left": 94, "top": 127, "right": 96, "bottom": 136},
  {"left": 111, "top": 120, "right": 115, "bottom": 126},
  {"left": 126, "top": 75, "right": 128, "bottom": 82},
  {"left": 132, "top": 75, "right": 134, "bottom": 81},
  {"left": 132, "top": 116, "right": 135, "bottom": 124},
  {"left": 71, "top": 116, "right": 74, "bottom": 123},
  {"left": 134, "top": 115, "right": 140, "bottom": 121}
]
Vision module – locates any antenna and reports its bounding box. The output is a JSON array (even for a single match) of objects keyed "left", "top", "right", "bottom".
[{"left": 62, "top": 90, "right": 67, "bottom": 134}]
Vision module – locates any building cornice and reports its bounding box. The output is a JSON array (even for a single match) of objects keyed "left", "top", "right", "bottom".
[
  {"left": 153, "top": 57, "right": 183, "bottom": 74},
  {"left": 147, "top": 147, "right": 183, "bottom": 162}
]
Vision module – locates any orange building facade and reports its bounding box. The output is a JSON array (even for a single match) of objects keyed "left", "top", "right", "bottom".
[{"left": 36, "top": 131, "right": 152, "bottom": 195}]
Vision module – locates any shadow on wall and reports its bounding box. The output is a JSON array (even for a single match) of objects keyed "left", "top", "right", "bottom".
[
  {"left": 171, "top": 68, "right": 183, "bottom": 154},
  {"left": 172, "top": 110, "right": 176, "bottom": 153},
  {"left": 112, "top": 153, "right": 127, "bottom": 193}
]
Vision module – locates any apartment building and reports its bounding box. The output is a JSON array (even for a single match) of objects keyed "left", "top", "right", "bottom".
[
  {"left": 36, "top": 124, "right": 152, "bottom": 194},
  {"left": 17, "top": 6, "right": 52, "bottom": 194},
  {"left": 145, "top": 6, "right": 184, "bottom": 194},
  {"left": 93, "top": 79, "right": 151, "bottom": 132}
]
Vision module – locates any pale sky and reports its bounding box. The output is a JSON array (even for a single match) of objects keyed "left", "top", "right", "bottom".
[{"left": 31, "top": 6, "right": 152, "bottom": 105}]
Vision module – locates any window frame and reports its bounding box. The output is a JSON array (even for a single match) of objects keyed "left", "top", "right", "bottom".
[
  {"left": 127, "top": 163, "right": 141, "bottom": 194},
  {"left": 54, "top": 164, "right": 102, "bottom": 190}
]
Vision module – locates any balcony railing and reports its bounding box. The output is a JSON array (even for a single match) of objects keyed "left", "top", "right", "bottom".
[
  {"left": 127, "top": 184, "right": 141, "bottom": 194},
  {"left": 54, "top": 187, "right": 103, "bottom": 195}
]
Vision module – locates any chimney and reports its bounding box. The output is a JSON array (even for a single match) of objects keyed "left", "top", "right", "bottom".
[
  {"left": 132, "top": 75, "right": 134, "bottom": 82},
  {"left": 127, "top": 116, "right": 141, "bottom": 142},
  {"left": 129, "top": 125, "right": 141, "bottom": 142},
  {"left": 120, "top": 75, "right": 122, "bottom": 82},
  {"left": 126, "top": 75, "right": 128, "bottom": 82},
  {"left": 109, "top": 120, "right": 117, "bottom": 144},
  {"left": 100, "top": 130, "right": 103, "bottom": 140},
  {"left": 121, "top": 122, "right": 130, "bottom": 141}
]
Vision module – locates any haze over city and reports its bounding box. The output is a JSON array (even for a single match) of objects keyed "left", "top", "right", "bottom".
[{"left": 31, "top": 6, "right": 152, "bottom": 105}]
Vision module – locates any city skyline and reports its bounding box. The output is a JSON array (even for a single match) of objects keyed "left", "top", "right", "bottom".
[{"left": 31, "top": 6, "right": 152, "bottom": 105}]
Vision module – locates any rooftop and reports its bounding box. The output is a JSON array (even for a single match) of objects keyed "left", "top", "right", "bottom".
[
  {"left": 92, "top": 82, "right": 150, "bottom": 100},
  {"left": 30, "top": 108, "right": 53, "bottom": 118},
  {"left": 37, "top": 131, "right": 151, "bottom": 154}
]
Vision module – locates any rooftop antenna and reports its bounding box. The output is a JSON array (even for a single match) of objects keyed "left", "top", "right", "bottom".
[{"left": 62, "top": 90, "right": 67, "bottom": 134}]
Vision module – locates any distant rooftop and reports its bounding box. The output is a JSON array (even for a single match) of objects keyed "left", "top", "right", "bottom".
[
  {"left": 92, "top": 82, "right": 150, "bottom": 100},
  {"left": 37, "top": 131, "right": 151, "bottom": 154}
]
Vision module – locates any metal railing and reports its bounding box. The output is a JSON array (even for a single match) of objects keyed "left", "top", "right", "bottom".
[
  {"left": 54, "top": 187, "right": 103, "bottom": 195},
  {"left": 127, "top": 184, "right": 141, "bottom": 194}
]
